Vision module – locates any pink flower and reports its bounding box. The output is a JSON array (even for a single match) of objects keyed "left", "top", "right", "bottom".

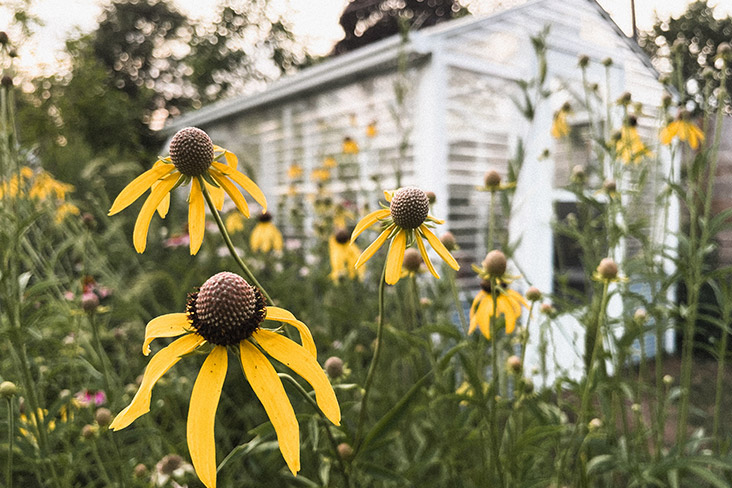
[{"left": 75, "top": 389, "right": 106, "bottom": 407}]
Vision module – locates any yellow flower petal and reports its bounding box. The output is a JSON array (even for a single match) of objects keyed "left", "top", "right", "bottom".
[
  {"left": 416, "top": 233, "right": 439, "bottom": 279},
  {"left": 109, "top": 163, "right": 175, "bottom": 216},
  {"left": 351, "top": 208, "right": 390, "bottom": 243},
  {"left": 133, "top": 173, "right": 180, "bottom": 253},
  {"left": 211, "top": 162, "right": 267, "bottom": 211},
  {"left": 385, "top": 230, "right": 407, "bottom": 285},
  {"left": 240, "top": 340, "right": 300, "bottom": 475},
  {"left": 420, "top": 225, "right": 459, "bottom": 270},
  {"left": 189, "top": 179, "right": 206, "bottom": 255},
  {"left": 142, "top": 313, "right": 190, "bottom": 356},
  {"left": 265, "top": 306, "right": 317, "bottom": 357},
  {"left": 156, "top": 192, "right": 170, "bottom": 219},
  {"left": 211, "top": 173, "right": 249, "bottom": 217},
  {"left": 188, "top": 346, "right": 227, "bottom": 488},
  {"left": 354, "top": 228, "right": 391, "bottom": 269},
  {"left": 254, "top": 330, "right": 340, "bottom": 425},
  {"left": 206, "top": 180, "right": 225, "bottom": 211},
  {"left": 110, "top": 334, "right": 204, "bottom": 431}
]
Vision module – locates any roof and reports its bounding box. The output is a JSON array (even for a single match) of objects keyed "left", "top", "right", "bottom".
[{"left": 165, "top": 0, "right": 659, "bottom": 134}]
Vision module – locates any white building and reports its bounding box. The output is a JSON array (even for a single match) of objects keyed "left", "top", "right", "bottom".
[{"left": 166, "top": 0, "right": 677, "bottom": 384}]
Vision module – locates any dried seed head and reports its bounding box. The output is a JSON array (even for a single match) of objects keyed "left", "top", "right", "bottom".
[
  {"left": 597, "top": 258, "right": 618, "bottom": 280},
  {"left": 483, "top": 250, "right": 507, "bottom": 277},
  {"left": 403, "top": 248, "right": 422, "bottom": 273},
  {"left": 187, "top": 272, "right": 266, "bottom": 346},
  {"left": 390, "top": 187, "right": 429, "bottom": 229},
  {"left": 158, "top": 454, "right": 184, "bottom": 475},
  {"left": 1, "top": 75, "right": 13, "bottom": 88},
  {"left": 627, "top": 115, "right": 638, "bottom": 127},
  {"left": 0, "top": 32, "right": 8, "bottom": 45},
  {"left": 334, "top": 228, "right": 350, "bottom": 244},
  {"left": 95, "top": 407, "right": 112, "bottom": 427},
  {"left": 168, "top": 127, "right": 214, "bottom": 177},
  {"left": 484, "top": 170, "right": 502, "bottom": 188},
  {"left": 578, "top": 54, "right": 590, "bottom": 68}
]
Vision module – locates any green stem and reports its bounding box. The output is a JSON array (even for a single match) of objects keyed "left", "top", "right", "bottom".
[
  {"left": 579, "top": 281, "right": 610, "bottom": 428},
  {"left": 88, "top": 312, "right": 113, "bottom": 404},
  {"left": 91, "top": 437, "right": 115, "bottom": 487},
  {"left": 448, "top": 267, "right": 468, "bottom": 334},
  {"left": 278, "top": 373, "right": 351, "bottom": 488},
  {"left": 713, "top": 294, "right": 731, "bottom": 450},
  {"left": 488, "top": 191, "right": 496, "bottom": 249},
  {"left": 354, "top": 263, "right": 387, "bottom": 453},
  {"left": 488, "top": 277, "right": 505, "bottom": 487},
  {"left": 6, "top": 397, "right": 13, "bottom": 488},
  {"left": 199, "top": 178, "right": 273, "bottom": 305}
]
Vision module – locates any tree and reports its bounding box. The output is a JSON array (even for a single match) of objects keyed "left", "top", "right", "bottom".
[
  {"left": 638, "top": 0, "right": 732, "bottom": 111},
  {"left": 333, "top": 0, "right": 469, "bottom": 55}
]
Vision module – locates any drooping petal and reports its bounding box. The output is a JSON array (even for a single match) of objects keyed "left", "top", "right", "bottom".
[
  {"left": 420, "top": 225, "right": 459, "bottom": 270},
  {"left": 133, "top": 173, "right": 180, "bottom": 253},
  {"left": 211, "top": 162, "right": 267, "bottom": 211},
  {"left": 156, "top": 192, "right": 171, "bottom": 219},
  {"left": 350, "top": 208, "right": 390, "bottom": 243},
  {"left": 240, "top": 340, "right": 300, "bottom": 475},
  {"left": 254, "top": 330, "right": 340, "bottom": 425},
  {"left": 206, "top": 180, "right": 225, "bottom": 211},
  {"left": 385, "top": 230, "right": 407, "bottom": 285},
  {"left": 211, "top": 172, "right": 249, "bottom": 217},
  {"left": 659, "top": 123, "right": 675, "bottom": 146},
  {"left": 143, "top": 313, "right": 190, "bottom": 356},
  {"left": 265, "top": 306, "right": 316, "bottom": 357},
  {"left": 477, "top": 298, "right": 494, "bottom": 340},
  {"left": 354, "top": 228, "right": 391, "bottom": 269},
  {"left": 189, "top": 178, "right": 206, "bottom": 255},
  {"left": 188, "top": 346, "right": 227, "bottom": 488},
  {"left": 108, "top": 163, "right": 175, "bottom": 216},
  {"left": 416, "top": 232, "right": 439, "bottom": 279},
  {"left": 110, "top": 334, "right": 204, "bottom": 431}
]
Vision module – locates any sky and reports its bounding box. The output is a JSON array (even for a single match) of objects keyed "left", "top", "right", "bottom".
[{"left": 2, "top": 0, "right": 732, "bottom": 77}]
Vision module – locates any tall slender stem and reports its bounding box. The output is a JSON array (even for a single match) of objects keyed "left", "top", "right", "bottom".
[
  {"left": 199, "top": 179, "right": 273, "bottom": 305},
  {"left": 354, "top": 263, "right": 387, "bottom": 452},
  {"left": 6, "top": 397, "right": 13, "bottom": 488},
  {"left": 448, "top": 268, "right": 468, "bottom": 334}
]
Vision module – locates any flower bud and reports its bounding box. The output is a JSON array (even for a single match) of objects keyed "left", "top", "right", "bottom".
[
  {"left": 95, "top": 407, "right": 112, "bottom": 427},
  {"left": 578, "top": 55, "right": 590, "bottom": 68},
  {"left": 540, "top": 303, "right": 555, "bottom": 315},
  {"left": 324, "top": 357, "right": 344, "bottom": 379},
  {"left": 0, "top": 32, "right": 8, "bottom": 45},
  {"left": 603, "top": 179, "right": 617, "bottom": 194},
  {"left": 507, "top": 355, "right": 522, "bottom": 373},
  {"left": 1, "top": 75, "right": 13, "bottom": 88},
  {"left": 663, "top": 374, "right": 673, "bottom": 386},
  {"left": 717, "top": 42, "right": 731, "bottom": 57},
  {"left": 484, "top": 170, "right": 501, "bottom": 188},
  {"left": 81, "top": 424, "right": 97, "bottom": 439},
  {"left": 0, "top": 381, "right": 18, "bottom": 398},
  {"left": 602, "top": 57, "right": 613, "bottom": 67},
  {"left": 631, "top": 403, "right": 642, "bottom": 414},
  {"left": 402, "top": 248, "right": 422, "bottom": 273},
  {"left": 439, "top": 231, "right": 457, "bottom": 251},
  {"left": 134, "top": 464, "right": 148, "bottom": 478},
  {"left": 634, "top": 308, "right": 647, "bottom": 325},
  {"left": 425, "top": 191, "right": 436, "bottom": 204},
  {"left": 617, "top": 92, "right": 632, "bottom": 105},
  {"left": 483, "top": 250, "right": 507, "bottom": 277},
  {"left": 81, "top": 292, "right": 99, "bottom": 313},
  {"left": 596, "top": 258, "right": 618, "bottom": 280},
  {"left": 588, "top": 418, "right": 603, "bottom": 431},
  {"left": 337, "top": 442, "right": 354, "bottom": 461},
  {"left": 570, "top": 165, "right": 586, "bottom": 184},
  {"left": 526, "top": 286, "right": 542, "bottom": 302}
]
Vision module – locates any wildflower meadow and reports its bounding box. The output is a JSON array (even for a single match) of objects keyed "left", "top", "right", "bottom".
[{"left": 3, "top": 1, "right": 732, "bottom": 487}]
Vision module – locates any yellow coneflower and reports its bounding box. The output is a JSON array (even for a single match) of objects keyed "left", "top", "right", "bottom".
[
  {"left": 250, "top": 212, "right": 283, "bottom": 253},
  {"left": 615, "top": 116, "right": 651, "bottom": 165},
  {"left": 342, "top": 137, "right": 359, "bottom": 155},
  {"left": 311, "top": 168, "right": 331, "bottom": 183},
  {"left": 329, "top": 229, "right": 363, "bottom": 282},
  {"left": 108, "top": 127, "right": 267, "bottom": 255},
  {"left": 323, "top": 156, "right": 337, "bottom": 169},
  {"left": 660, "top": 111, "right": 705, "bottom": 150},
  {"left": 110, "top": 272, "right": 340, "bottom": 488},
  {"left": 55, "top": 202, "right": 80, "bottom": 223},
  {"left": 224, "top": 212, "right": 245, "bottom": 234},
  {"left": 366, "top": 121, "right": 377, "bottom": 138},
  {"left": 287, "top": 164, "right": 304, "bottom": 180},
  {"left": 351, "top": 187, "right": 459, "bottom": 285},
  {"left": 551, "top": 102, "right": 571, "bottom": 139}
]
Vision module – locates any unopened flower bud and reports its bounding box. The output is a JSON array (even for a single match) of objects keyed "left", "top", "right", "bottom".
[
  {"left": 603, "top": 179, "right": 617, "bottom": 194},
  {"left": 81, "top": 424, "right": 97, "bottom": 439},
  {"left": 158, "top": 454, "right": 184, "bottom": 475},
  {"left": 81, "top": 292, "right": 99, "bottom": 313},
  {"left": 0, "top": 381, "right": 18, "bottom": 398},
  {"left": 631, "top": 403, "right": 642, "bottom": 414},
  {"left": 420, "top": 297, "right": 432, "bottom": 307},
  {"left": 526, "top": 286, "right": 542, "bottom": 302},
  {"left": 597, "top": 258, "right": 618, "bottom": 280},
  {"left": 661, "top": 93, "right": 672, "bottom": 108},
  {"left": 484, "top": 170, "right": 502, "bottom": 188},
  {"left": 95, "top": 407, "right": 112, "bottom": 427},
  {"left": 588, "top": 418, "right": 603, "bottom": 431},
  {"left": 717, "top": 42, "right": 731, "bottom": 57},
  {"left": 540, "top": 303, "right": 555, "bottom": 315},
  {"left": 571, "top": 165, "right": 586, "bottom": 184},
  {"left": 483, "top": 250, "right": 507, "bottom": 277},
  {"left": 634, "top": 308, "right": 647, "bottom": 325},
  {"left": 1, "top": 75, "right": 13, "bottom": 88},
  {"left": 0, "top": 32, "right": 8, "bottom": 45},
  {"left": 507, "top": 355, "right": 522, "bottom": 373},
  {"left": 425, "top": 191, "right": 436, "bottom": 204},
  {"left": 617, "top": 92, "right": 632, "bottom": 105},
  {"left": 602, "top": 57, "right": 613, "bottom": 67},
  {"left": 440, "top": 231, "right": 457, "bottom": 251},
  {"left": 402, "top": 248, "right": 422, "bottom": 273},
  {"left": 134, "top": 464, "right": 148, "bottom": 478},
  {"left": 337, "top": 442, "right": 354, "bottom": 461},
  {"left": 324, "top": 357, "right": 344, "bottom": 379},
  {"left": 663, "top": 374, "right": 673, "bottom": 386},
  {"left": 578, "top": 55, "right": 590, "bottom": 68}
]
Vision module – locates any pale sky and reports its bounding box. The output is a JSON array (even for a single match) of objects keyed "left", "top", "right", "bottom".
[{"left": 2, "top": 0, "right": 731, "bottom": 77}]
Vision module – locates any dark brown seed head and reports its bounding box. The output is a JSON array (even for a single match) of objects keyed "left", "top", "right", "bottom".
[
  {"left": 334, "top": 228, "right": 350, "bottom": 244},
  {"left": 187, "top": 272, "right": 266, "bottom": 346},
  {"left": 0, "top": 32, "right": 8, "bottom": 45},
  {"left": 1, "top": 75, "right": 13, "bottom": 88},
  {"left": 169, "top": 127, "right": 214, "bottom": 177},
  {"left": 258, "top": 211, "right": 273, "bottom": 223},
  {"left": 484, "top": 170, "right": 501, "bottom": 188},
  {"left": 403, "top": 248, "right": 422, "bottom": 273},
  {"left": 390, "top": 187, "right": 429, "bottom": 229}
]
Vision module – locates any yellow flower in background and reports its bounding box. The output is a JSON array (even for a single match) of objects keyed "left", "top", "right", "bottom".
[
  {"left": 287, "top": 164, "right": 303, "bottom": 180},
  {"left": 250, "top": 212, "right": 283, "bottom": 253},
  {"left": 351, "top": 187, "right": 459, "bottom": 285},
  {"left": 19, "top": 408, "right": 56, "bottom": 446},
  {"left": 333, "top": 204, "right": 354, "bottom": 229},
  {"left": 615, "top": 117, "right": 651, "bottom": 164},
  {"left": 55, "top": 202, "right": 80, "bottom": 223},
  {"left": 110, "top": 272, "right": 340, "bottom": 488},
  {"left": 108, "top": 127, "right": 267, "bottom": 255},
  {"left": 366, "top": 121, "right": 377, "bottom": 138},
  {"left": 342, "top": 137, "right": 359, "bottom": 155},
  {"left": 551, "top": 102, "right": 571, "bottom": 139},
  {"left": 323, "top": 156, "right": 337, "bottom": 169},
  {"left": 329, "top": 229, "right": 364, "bottom": 282},
  {"left": 311, "top": 168, "right": 331, "bottom": 183},
  {"left": 469, "top": 281, "right": 528, "bottom": 340},
  {"left": 224, "top": 212, "right": 245, "bottom": 234},
  {"left": 30, "top": 172, "right": 75, "bottom": 201},
  {"left": 660, "top": 112, "right": 705, "bottom": 150}
]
